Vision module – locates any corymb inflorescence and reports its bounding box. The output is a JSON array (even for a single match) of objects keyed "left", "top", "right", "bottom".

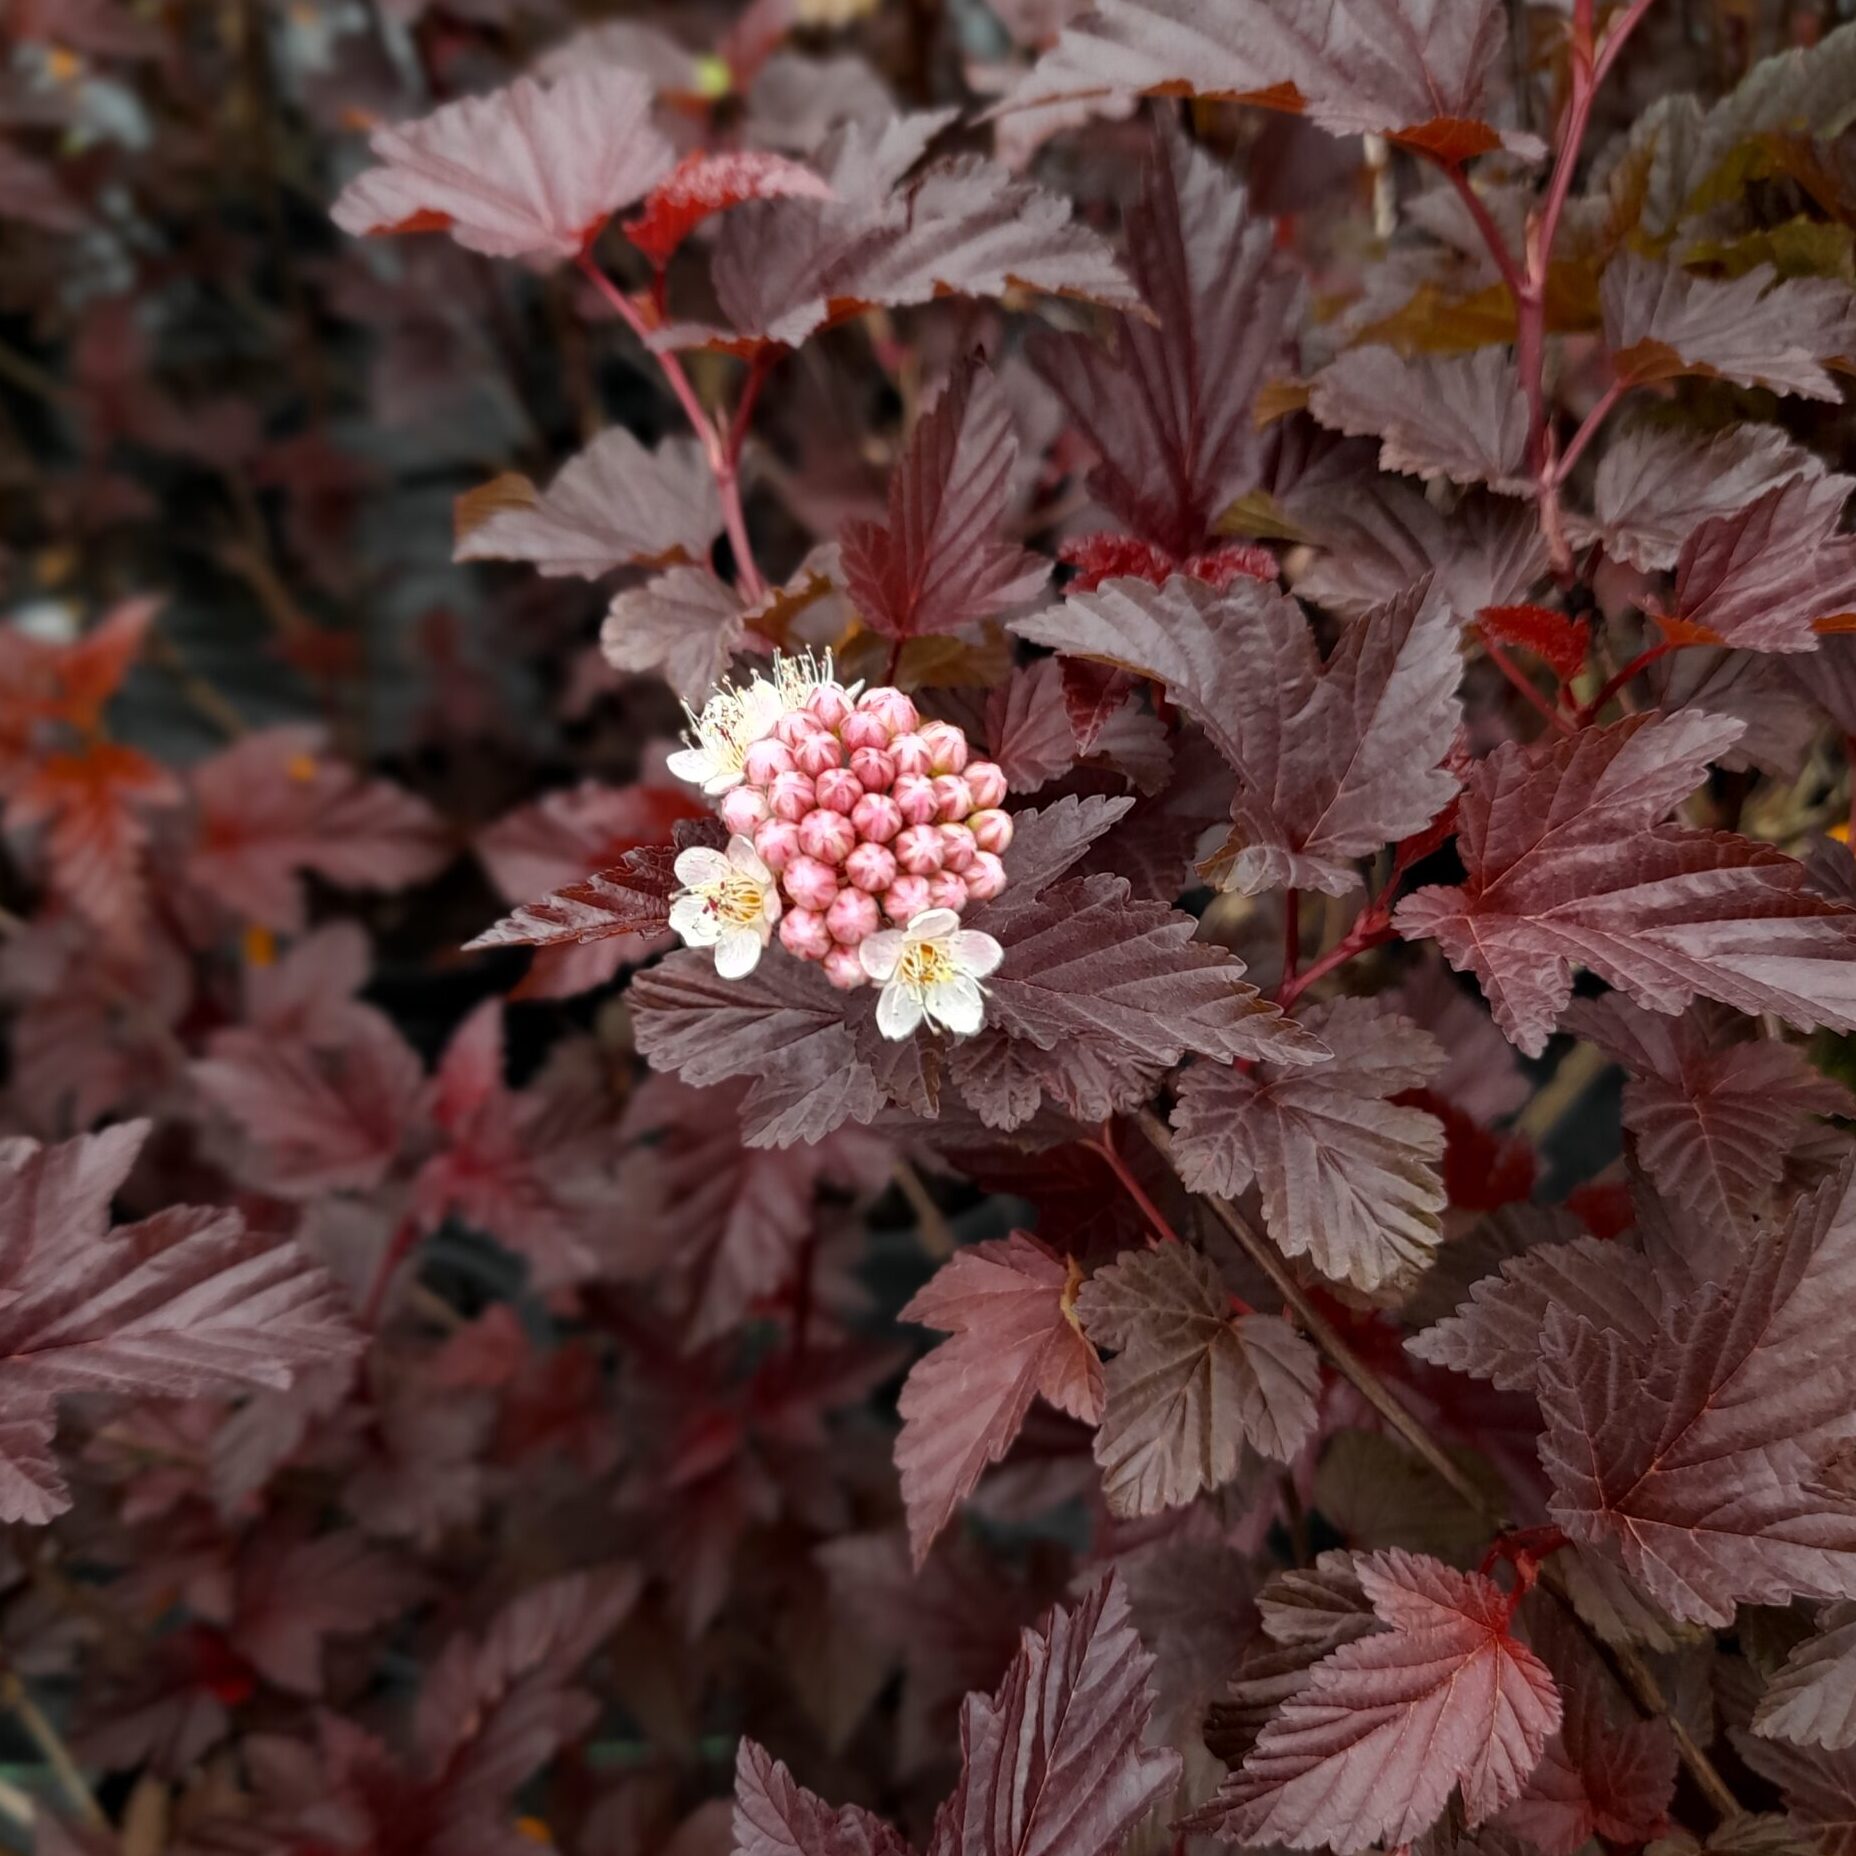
[{"left": 667, "top": 653, "right": 1007, "bottom": 1035}]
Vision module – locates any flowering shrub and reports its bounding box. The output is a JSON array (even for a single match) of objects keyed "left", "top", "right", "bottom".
[{"left": 8, "top": 1, "right": 1856, "bottom": 1854}]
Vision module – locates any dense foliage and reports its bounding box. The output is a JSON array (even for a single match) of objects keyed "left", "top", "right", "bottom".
[{"left": 7, "top": 1, "right": 1856, "bottom": 1853}]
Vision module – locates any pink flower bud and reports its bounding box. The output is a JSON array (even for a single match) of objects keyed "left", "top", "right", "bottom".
[
  {"left": 969, "top": 808, "right": 1014, "bottom": 855},
  {"left": 892, "top": 773, "right": 939, "bottom": 826},
  {"left": 784, "top": 854, "right": 841, "bottom": 912},
  {"left": 882, "top": 874, "right": 932, "bottom": 923},
  {"left": 822, "top": 944, "right": 867, "bottom": 990},
  {"left": 840, "top": 711, "right": 889, "bottom": 754},
  {"left": 965, "top": 760, "right": 1008, "bottom": 809},
  {"left": 918, "top": 720, "right": 969, "bottom": 775},
  {"left": 932, "top": 774, "right": 974, "bottom": 822},
  {"left": 938, "top": 823, "right": 977, "bottom": 873},
  {"left": 773, "top": 709, "right": 825, "bottom": 749},
  {"left": 779, "top": 908, "right": 833, "bottom": 960},
  {"left": 890, "top": 732, "right": 932, "bottom": 777},
  {"left": 827, "top": 889, "right": 880, "bottom": 944},
  {"left": 894, "top": 824, "right": 945, "bottom": 876},
  {"left": 798, "top": 808, "right": 856, "bottom": 866},
  {"left": 815, "top": 767, "right": 864, "bottom": 815},
  {"left": 850, "top": 792, "right": 903, "bottom": 844},
  {"left": 720, "top": 785, "right": 770, "bottom": 835},
  {"left": 753, "top": 818, "right": 801, "bottom": 873},
  {"left": 927, "top": 871, "right": 970, "bottom": 913},
  {"left": 966, "top": 850, "right": 1006, "bottom": 900},
  {"left": 743, "top": 738, "right": 795, "bottom": 786},
  {"left": 768, "top": 769, "right": 816, "bottom": 823},
  {"left": 806, "top": 683, "right": 855, "bottom": 730},
  {"left": 794, "top": 730, "right": 845, "bottom": 779},
  {"left": 856, "top": 686, "right": 919, "bottom": 737},
  {"left": 849, "top": 746, "right": 897, "bottom": 792},
  {"left": 845, "top": 842, "right": 897, "bottom": 894}
]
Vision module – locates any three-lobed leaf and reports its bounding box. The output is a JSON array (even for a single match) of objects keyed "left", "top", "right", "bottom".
[
  {"left": 1395, "top": 710, "right": 1856, "bottom": 1056},
  {"left": 1076, "top": 1243, "right": 1319, "bottom": 1516}
]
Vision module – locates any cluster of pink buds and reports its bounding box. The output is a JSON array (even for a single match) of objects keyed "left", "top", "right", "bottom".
[{"left": 711, "top": 679, "right": 1011, "bottom": 992}]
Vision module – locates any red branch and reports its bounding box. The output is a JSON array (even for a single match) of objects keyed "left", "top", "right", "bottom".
[{"left": 575, "top": 252, "right": 767, "bottom": 601}]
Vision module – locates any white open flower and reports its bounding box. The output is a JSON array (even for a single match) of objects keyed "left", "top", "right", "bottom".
[
  {"left": 665, "top": 677, "right": 785, "bottom": 795},
  {"left": 859, "top": 907, "right": 1003, "bottom": 1040},
  {"left": 668, "top": 838, "right": 782, "bottom": 978}
]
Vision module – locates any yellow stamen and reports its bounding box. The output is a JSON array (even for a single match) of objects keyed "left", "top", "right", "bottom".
[
  {"left": 898, "top": 941, "right": 959, "bottom": 996},
  {"left": 692, "top": 873, "right": 767, "bottom": 927}
]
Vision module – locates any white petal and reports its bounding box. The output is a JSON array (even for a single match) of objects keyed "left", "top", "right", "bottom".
[
  {"left": 715, "top": 929, "right": 762, "bottom": 979},
  {"left": 703, "top": 767, "right": 744, "bottom": 795},
  {"left": 727, "top": 837, "right": 773, "bottom": 882},
  {"left": 741, "top": 681, "right": 785, "bottom": 736},
  {"left": 670, "top": 898, "right": 719, "bottom": 946},
  {"left": 929, "top": 975, "right": 985, "bottom": 1036},
  {"left": 860, "top": 931, "right": 906, "bottom": 982},
  {"left": 877, "top": 980, "right": 924, "bottom": 1040},
  {"left": 950, "top": 930, "right": 1004, "bottom": 979},
  {"left": 665, "top": 746, "right": 711, "bottom": 786},
  {"left": 675, "top": 846, "right": 731, "bottom": 887},
  {"left": 762, "top": 887, "right": 782, "bottom": 926},
  {"left": 908, "top": 907, "right": 961, "bottom": 944}
]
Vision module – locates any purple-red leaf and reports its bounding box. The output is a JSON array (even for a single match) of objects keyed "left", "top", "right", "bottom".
[
  {"left": 1028, "top": 127, "right": 1301, "bottom": 559},
  {"left": 0, "top": 1125, "right": 360, "bottom": 1523},
  {"left": 1573, "top": 419, "right": 1826, "bottom": 573},
  {"left": 1661, "top": 473, "right": 1856, "bottom": 654},
  {"left": 1567, "top": 997, "right": 1852, "bottom": 1227},
  {"left": 1601, "top": 255, "right": 1856, "bottom": 401},
  {"left": 1006, "top": 0, "right": 1538, "bottom": 158},
  {"left": 455, "top": 429, "right": 721, "bottom": 580},
  {"left": 896, "top": 1232, "right": 1101, "bottom": 1566},
  {"left": 467, "top": 842, "right": 682, "bottom": 953},
  {"left": 1395, "top": 710, "right": 1856, "bottom": 1055},
  {"left": 1308, "top": 347, "right": 1530, "bottom": 491},
  {"left": 1015, "top": 574, "right": 1462, "bottom": 895},
  {"left": 1494, "top": 1604, "right": 1676, "bottom": 1855},
  {"left": 709, "top": 137, "right": 1138, "bottom": 347},
  {"left": 841, "top": 360, "right": 1048, "bottom": 642},
  {"left": 1539, "top": 1162, "right": 1856, "bottom": 1625},
  {"left": 629, "top": 947, "right": 888, "bottom": 1149},
  {"left": 950, "top": 872, "right": 1325, "bottom": 1131},
  {"left": 185, "top": 725, "right": 450, "bottom": 933},
  {"left": 1754, "top": 1602, "right": 1856, "bottom": 1752},
  {"left": 1170, "top": 997, "right": 1448, "bottom": 1295},
  {"left": 734, "top": 1739, "right": 915, "bottom": 1856},
  {"left": 600, "top": 566, "right": 746, "bottom": 705},
  {"left": 926, "top": 1571, "right": 1182, "bottom": 1856},
  {"left": 331, "top": 67, "right": 673, "bottom": 260},
  {"left": 1195, "top": 1550, "right": 1560, "bottom": 1852},
  {"left": 1076, "top": 1242, "right": 1319, "bottom": 1515}
]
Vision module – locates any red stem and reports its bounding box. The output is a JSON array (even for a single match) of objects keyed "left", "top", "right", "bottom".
[
  {"left": 1438, "top": 161, "right": 1527, "bottom": 308},
  {"left": 575, "top": 252, "right": 767, "bottom": 602},
  {"left": 1451, "top": 0, "right": 1654, "bottom": 575},
  {"left": 1552, "top": 374, "right": 1626, "bottom": 484},
  {"left": 1579, "top": 639, "right": 1674, "bottom": 722},
  {"left": 1483, "top": 633, "right": 1576, "bottom": 735},
  {"left": 360, "top": 1214, "right": 421, "bottom": 1328},
  {"left": 1089, "top": 1123, "right": 1182, "bottom": 1249},
  {"left": 1276, "top": 909, "right": 1398, "bottom": 1011}
]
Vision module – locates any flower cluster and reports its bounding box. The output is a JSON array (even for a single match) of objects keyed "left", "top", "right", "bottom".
[{"left": 667, "top": 655, "right": 1008, "bottom": 1037}]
